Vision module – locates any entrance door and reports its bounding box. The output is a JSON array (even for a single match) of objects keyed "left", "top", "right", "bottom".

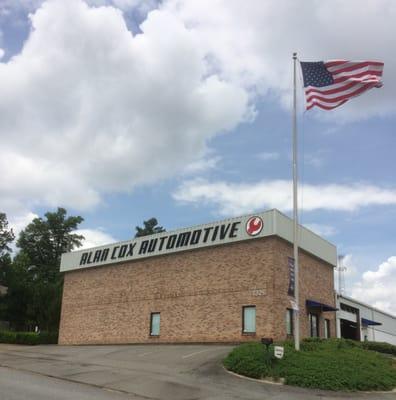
[{"left": 340, "top": 319, "right": 359, "bottom": 340}]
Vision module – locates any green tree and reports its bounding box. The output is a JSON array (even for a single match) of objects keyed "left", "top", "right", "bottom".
[
  {"left": 0, "top": 213, "right": 14, "bottom": 257},
  {"left": 4, "top": 208, "right": 84, "bottom": 331},
  {"left": 0, "top": 213, "right": 15, "bottom": 324},
  {"left": 135, "top": 217, "right": 165, "bottom": 238},
  {"left": 17, "top": 208, "right": 84, "bottom": 282}
]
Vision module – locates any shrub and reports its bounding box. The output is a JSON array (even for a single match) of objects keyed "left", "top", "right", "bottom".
[
  {"left": 0, "top": 331, "right": 17, "bottom": 344},
  {"left": 362, "top": 341, "right": 396, "bottom": 356},
  {"left": 301, "top": 337, "right": 362, "bottom": 351},
  {"left": 223, "top": 342, "right": 274, "bottom": 379},
  {"left": 224, "top": 339, "right": 396, "bottom": 391},
  {"left": 0, "top": 331, "right": 58, "bottom": 345},
  {"left": 273, "top": 342, "right": 396, "bottom": 391}
]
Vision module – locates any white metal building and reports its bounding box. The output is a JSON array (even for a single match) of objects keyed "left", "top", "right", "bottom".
[{"left": 336, "top": 294, "right": 396, "bottom": 345}]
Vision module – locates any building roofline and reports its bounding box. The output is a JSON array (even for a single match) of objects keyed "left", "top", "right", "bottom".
[
  {"left": 338, "top": 294, "right": 396, "bottom": 320},
  {"left": 61, "top": 209, "right": 337, "bottom": 272}
]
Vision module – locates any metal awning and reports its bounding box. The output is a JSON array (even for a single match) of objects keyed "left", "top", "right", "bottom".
[
  {"left": 361, "top": 318, "right": 382, "bottom": 326},
  {"left": 306, "top": 299, "right": 338, "bottom": 312}
]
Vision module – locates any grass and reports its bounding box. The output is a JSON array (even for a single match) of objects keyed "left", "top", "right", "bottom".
[{"left": 223, "top": 338, "right": 396, "bottom": 391}]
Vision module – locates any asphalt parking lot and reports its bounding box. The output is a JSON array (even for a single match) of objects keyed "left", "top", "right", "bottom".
[{"left": 0, "top": 344, "right": 395, "bottom": 400}]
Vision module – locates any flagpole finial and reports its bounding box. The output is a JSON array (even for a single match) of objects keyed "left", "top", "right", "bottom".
[{"left": 293, "top": 52, "right": 297, "bottom": 59}]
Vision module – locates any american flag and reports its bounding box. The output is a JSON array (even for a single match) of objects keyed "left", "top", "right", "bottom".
[{"left": 300, "top": 60, "right": 384, "bottom": 110}]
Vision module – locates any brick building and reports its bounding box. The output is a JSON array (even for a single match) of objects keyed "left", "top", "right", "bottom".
[{"left": 59, "top": 209, "right": 337, "bottom": 345}]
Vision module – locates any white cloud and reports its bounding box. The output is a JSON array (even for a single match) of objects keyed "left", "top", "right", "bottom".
[
  {"left": 8, "top": 211, "right": 38, "bottom": 238},
  {"left": 351, "top": 256, "right": 396, "bottom": 315},
  {"left": 303, "top": 223, "right": 337, "bottom": 237},
  {"left": 183, "top": 155, "right": 221, "bottom": 175},
  {"left": 73, "top": 228, "right": 117, "bottom": 249},
  {"left": 163, "top": 0, "right": 395, "bottom": 120},
  {"left": 109, "top": 0, "right": 157, "bottom": 13},
  {"left": 0, "top": 49, "right": 4, "bottom": 60},
  {"left": 334, "top": 254, "right": 359, "bottom": 294},
  {"left": 7, "top": 210, "right": 38, "bottom": 248},
  {"left": 1, "top": 0, "right": 395, "bottom": 221},
  {"left": 173, "top": 178, "right": 396, "bottom": 216},
  {"left": 304, "top": 153, "right": 325, "bottom": 168},
  {"left": 4, "top": 211, "right": 115, "bottom": 252},
  {"left": 340, "top": 254, "right": 359, "bottom": 278},
  {"left": 0, "top": 0, "right": 249, "bottom": 215},
  {"left": 5, "top": 211, "right": 38, "bottom": 252},
  {"left": 257, "top": 152, "right": 279, "bottom": 162}
]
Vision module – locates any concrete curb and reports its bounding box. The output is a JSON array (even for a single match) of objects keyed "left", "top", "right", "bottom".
[
  {"left": 223, "top": 367, "right": 284, "bottom": 385},
  {"left": 223, "top": 366, "right": 396, "bottom": 394}
]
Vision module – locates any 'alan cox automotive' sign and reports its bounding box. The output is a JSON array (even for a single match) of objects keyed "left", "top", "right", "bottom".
[{"left": 60, "top": 213, "right": 267, "bottom": 272}]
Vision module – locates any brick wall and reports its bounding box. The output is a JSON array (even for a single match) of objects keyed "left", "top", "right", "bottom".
[{"left": 59, "top": 235, "right": 335, "bottom": 344}]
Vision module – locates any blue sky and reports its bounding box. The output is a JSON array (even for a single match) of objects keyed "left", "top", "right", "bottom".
[{"left": 1, "top": 0, "right": 395, "bottom": 313}]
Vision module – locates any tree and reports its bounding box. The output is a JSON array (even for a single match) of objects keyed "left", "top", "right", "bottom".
[
  {"left": 0, "top": 213, "right": 14, "bottom": 257},
  {"left": 135, "top": 218, "right": 165, "bottom": 238},
  {"left": 17, "top": 208, "right": 84, "bottom": 282},
  {"left": 0, "top": 213, "right": 15, "bottom": 325},
  {"left": 0, "top": 212, "right": 14, "bottom": 288},
  {"left": 4, "top": 208, "right": 84, "bottom": 331}
]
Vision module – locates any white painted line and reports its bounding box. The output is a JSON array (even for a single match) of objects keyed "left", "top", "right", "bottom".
[
  {"left": 138, "top": 351, "right": 154, "bottom": 357},
  {"left": 181, "top": 348, "right": 213, "bottom": 359}
]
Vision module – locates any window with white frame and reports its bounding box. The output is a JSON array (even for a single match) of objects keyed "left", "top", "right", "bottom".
[
  {"left": 150, "top": 312, "right": 160, "bottom": 336},
  {"left": 242, "top": 306, "right": 256, "bottom": 334}
]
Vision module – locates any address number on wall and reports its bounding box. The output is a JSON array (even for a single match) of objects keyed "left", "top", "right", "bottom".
[{"left": 252, "top": 289, "right": 266, "bottom": 296}]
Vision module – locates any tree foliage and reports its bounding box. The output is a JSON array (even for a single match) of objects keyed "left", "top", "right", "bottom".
[
  {"left": 1, "top": 208, "right": 84, "bottom": 332},
  {"left": 135, "top": 217, "right": 165, "bottom": 238},
  {"left": 0, "top": 213, "right": 15, "bottom": 325},
  {"left": 17, "top": 208, "right": 84, "bottom": 282},
  {"left": 0, "top": 213, "right": 14, "bottom": 257}
]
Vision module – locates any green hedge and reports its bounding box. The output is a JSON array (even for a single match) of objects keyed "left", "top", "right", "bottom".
[
  {"left": 223, "top": 342, "right": 274, "bottom": 379},
  {"left": 301, "top": 337, "right": 396, "bottom": 356},
  {"left": 363, "top": 341, "right": 396, "bottom": 356},
  {"left": 223, "top": 338, "right": 396, "bottom": 391},
  {"left": 0, "top": 331, "right": 58, "bottom": 345}
]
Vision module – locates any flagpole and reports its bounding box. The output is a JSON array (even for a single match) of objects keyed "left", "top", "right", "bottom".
[{"left": 292, "top": 52, "right": 300, "bottom": 351}]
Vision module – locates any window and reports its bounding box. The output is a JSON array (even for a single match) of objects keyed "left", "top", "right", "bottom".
[
  {"left": 324, "top": 319, "right": 330, "bottom": 338},
  {"left": 309, "top": 313, "right": 319, "bottom": 337},
  {"left": 150, "top": 312, "right": 160, "bottom": 336},
  {"left": 242, "top": 306, "right": 256, "bottom": 334},
  {"left": 286, "top": 309, "right": 294, "bottom": 336}
]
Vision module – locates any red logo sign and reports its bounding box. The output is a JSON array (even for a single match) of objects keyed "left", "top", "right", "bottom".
[{"left": 246, "top": 216, "right": 263, "bottom": 236}]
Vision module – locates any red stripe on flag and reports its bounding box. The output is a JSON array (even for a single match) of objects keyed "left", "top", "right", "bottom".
[
  {"left": 333, "top": 70, "right": 382, "bottom": 84},
  {"left": 307, "top": 100, "right": 348, "bottom": 110},
  {"left": 324, "top": 60, "right": 348, "bottom": 68},
  {"left": 306, "top": 83, "right": 376, "bottom": 104},
  {"left": 305, "top": 81, "right": 358, "bottom": 96},
  {"left": 324, "top": 60, "right": 383, "bottom": 69},
  {"left": 328, "top": 62, "right": 384, "bottom": 75}
]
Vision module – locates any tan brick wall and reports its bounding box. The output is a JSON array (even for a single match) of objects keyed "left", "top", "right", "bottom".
[
  {"left": 59, "top": 236, "right": 335, "bottom": 345},
  {"left": 271, "top": 237, "right": 336, "bottom": 340}
]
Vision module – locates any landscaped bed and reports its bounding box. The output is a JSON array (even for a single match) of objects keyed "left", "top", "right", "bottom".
[
  {"left": 0, "top": 331, "right": 58, "bottom": 345},
  {"left": 223, "top": 338, "right": 396, "bottom": 391}
]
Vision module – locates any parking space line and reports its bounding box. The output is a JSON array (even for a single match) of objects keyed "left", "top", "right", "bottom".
[
  {"left": 181, "top": 348, "right": 213, "bottom": 359},
  {"left": 138, "top": 351, "right": 154, "bottom": 357}
]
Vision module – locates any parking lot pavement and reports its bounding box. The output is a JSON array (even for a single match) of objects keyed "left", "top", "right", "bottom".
[
  {"left": 0, "top": 344, "right": 395, "bottom": 400},
  {"left": 0, "top": 367, "right": 138, "bottom": 400}
]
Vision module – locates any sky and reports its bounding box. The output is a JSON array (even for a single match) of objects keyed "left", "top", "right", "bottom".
[{"left": 0, "top": 0, "right": 395, "bottom": 314}]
